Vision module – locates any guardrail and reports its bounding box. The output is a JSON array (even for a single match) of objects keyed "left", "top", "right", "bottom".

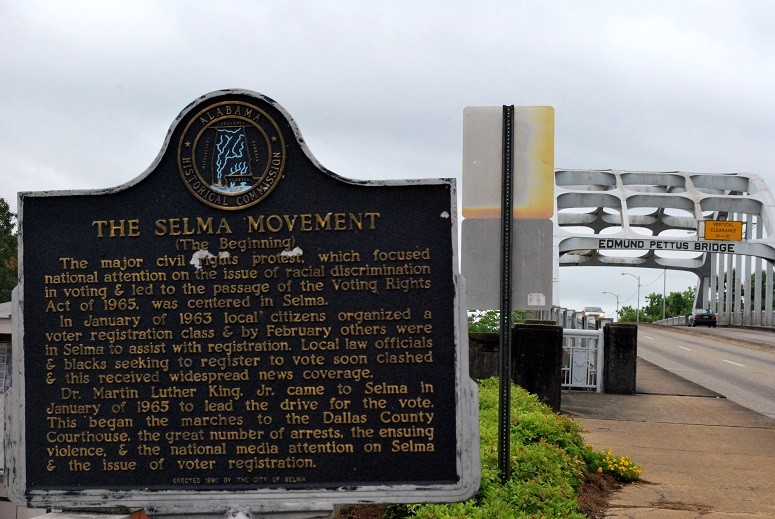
[
  {"left": 655, "top": 316, "right": 688, "bottom": 326},
  {"left": 537, "top": 307, "right": 606, "bottom": 392},
  {"left": 561, "top": 328, "right": 604, "bottom": 392}
]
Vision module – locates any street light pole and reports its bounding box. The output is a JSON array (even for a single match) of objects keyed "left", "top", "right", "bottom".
[
  {"left": 621, "top": 272, "right": 641, "bottom": 323},
  {"left": 603, "top": 291, "right": 620, "bottom": 321},
  {"left": 662, "top": 269, "right": 667, "bottom": 321}
]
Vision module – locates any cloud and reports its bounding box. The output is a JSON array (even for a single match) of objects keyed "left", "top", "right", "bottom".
[{"left": 3, "top": 0, "right": 774, "bottom": 309}]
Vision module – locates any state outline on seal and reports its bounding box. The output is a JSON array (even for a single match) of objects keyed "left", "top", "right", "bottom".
[{"left": 177, "top": 99, "right": 286, "bottom": 210}]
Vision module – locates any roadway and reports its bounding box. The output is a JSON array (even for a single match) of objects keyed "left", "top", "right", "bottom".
[{"left": 637, "top": 323, "right": 775, "bottom": 419}]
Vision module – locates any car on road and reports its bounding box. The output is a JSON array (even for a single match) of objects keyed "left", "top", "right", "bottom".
[
  {"left": 688, "top": 308, "right": 716, "bottom": 327},
  {"left": 582, "top": 306, "right": 605, "bottom": 319}
]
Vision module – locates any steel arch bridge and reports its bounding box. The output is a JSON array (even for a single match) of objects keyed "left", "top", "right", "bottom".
[{"left": 554, "top": 169, "right": 775, "bottom": 326}]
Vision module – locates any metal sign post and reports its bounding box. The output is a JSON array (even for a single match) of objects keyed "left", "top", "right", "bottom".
[
  {"left": 497, "top": 105, "right": 514, "bottom": 482},
  {"left": 461, "top": 104, "right": 554, "bottom": 483}
]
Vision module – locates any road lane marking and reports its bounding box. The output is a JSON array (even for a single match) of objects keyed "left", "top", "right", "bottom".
[
  {"left": 722, "top": 359, "right": 744, "bottom": 367},
  {"left": 644, "top": 336, "right": 653, "bottom": 339},
  {"left": 678, "top": 346, "right": 692, "bottom": 351}
]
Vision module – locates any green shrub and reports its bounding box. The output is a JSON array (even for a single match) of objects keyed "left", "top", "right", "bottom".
[{"left": 394, "top": 378, "right": 640, "bottom": 518}]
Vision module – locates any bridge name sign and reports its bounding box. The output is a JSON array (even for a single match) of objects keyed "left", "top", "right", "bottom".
[{"left": 597, "top": 239, "right": 736, "bottom": 253}]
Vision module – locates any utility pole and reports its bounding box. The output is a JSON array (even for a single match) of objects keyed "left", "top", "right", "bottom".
[
  {"left": 621, "top": 272, "right": 641, "bottom": 323},
  {"left": 603, "top": 291, "right": 620, "bottom": 321}
]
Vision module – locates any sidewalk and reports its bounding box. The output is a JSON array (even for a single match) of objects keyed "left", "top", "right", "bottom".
[{"left": 562, "top": 359, "right": 775, "bottom": 518}]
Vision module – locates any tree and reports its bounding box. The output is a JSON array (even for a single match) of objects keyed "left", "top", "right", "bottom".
[
  {"left": 0, "top": 198, "right": 18, "bottom": 302},
  {"left": 617, "top": 286, "right": 695, "bottom": 323},
  {"left": 665, "top": 286, "right": 695, "bottom": 316},
  {"left": 616, "top": 305, "right": 650, "bottom": 323},
  {"left": 643, "top": 293, "right": 664, "bottom": 322},
  {"left": 467, "top": 309, "right": 531, "bottom": 332}
]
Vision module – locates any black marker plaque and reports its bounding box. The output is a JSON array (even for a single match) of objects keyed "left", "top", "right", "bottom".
[{"left": 5, "top": 90, "right": 479, "bottom": 515}]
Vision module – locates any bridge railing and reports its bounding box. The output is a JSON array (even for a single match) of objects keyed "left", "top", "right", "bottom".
[
  {"left": 655, "top": 316, "right": 689, "bottom": 326},
  {"left": 659, "top": 311, "right": 775, "bottom": 327},
  {"left": 539, "top": 306, "right": 605, "bottom": 391},
  {"left": 561, "top": 328, "right": 603, "bottom": 391}
]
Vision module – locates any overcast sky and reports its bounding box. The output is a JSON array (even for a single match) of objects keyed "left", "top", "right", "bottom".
[{"left": 3, "top": 0, "right": 774, "bottom": 316}]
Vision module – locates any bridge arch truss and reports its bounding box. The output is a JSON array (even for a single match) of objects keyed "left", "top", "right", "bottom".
[{"left": 555, "top": 169, "right": 775, "bottom": 325}]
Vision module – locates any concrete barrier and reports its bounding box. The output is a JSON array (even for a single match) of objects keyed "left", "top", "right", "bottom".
[{"left": 603, "top": 323, "right": 638, "bottom": 394}]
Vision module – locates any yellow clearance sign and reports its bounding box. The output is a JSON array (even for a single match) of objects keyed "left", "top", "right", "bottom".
[{"left": 703, "top": 220, "right": 743, "bottom": 241}]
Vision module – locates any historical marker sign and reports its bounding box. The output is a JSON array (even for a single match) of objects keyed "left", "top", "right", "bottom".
[{"left": 5, "top": 90, "right": 479, "bottom": 515}]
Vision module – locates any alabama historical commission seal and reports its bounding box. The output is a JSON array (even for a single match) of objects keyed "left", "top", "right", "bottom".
[{"left": 177, "top": 100, "right": 286, "bottom": 210}]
